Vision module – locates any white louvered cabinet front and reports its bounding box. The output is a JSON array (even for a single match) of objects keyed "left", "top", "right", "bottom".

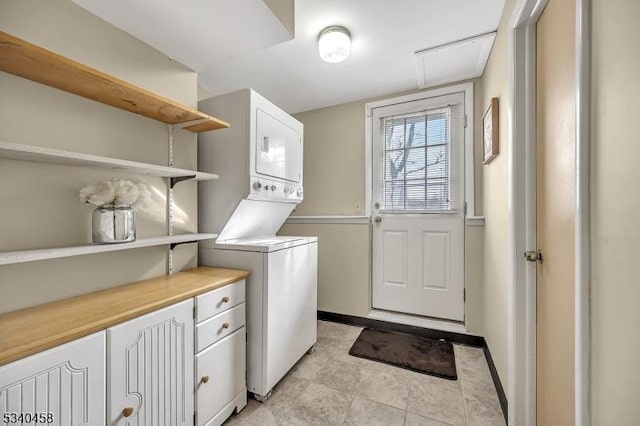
[
  {"left": 107, "top": 299, "right": 194, "bottom": 426},
  {"left": 0, "top": 332, "right": 106, "bottom": 426}
]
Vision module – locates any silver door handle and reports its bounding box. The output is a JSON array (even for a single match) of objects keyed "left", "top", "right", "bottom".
[
  {"left": 374, "top": 216, "right": 382, "bottom": 223},
  {"left": 523, "top": 250, "right": 543, "bottom": 263}
]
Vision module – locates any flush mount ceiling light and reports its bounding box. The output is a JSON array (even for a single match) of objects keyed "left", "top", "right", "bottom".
[{"left": 318, "top": 26, "right": 351, "bottom": 63}]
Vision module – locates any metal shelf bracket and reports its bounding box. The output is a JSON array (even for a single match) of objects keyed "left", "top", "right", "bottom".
[
  {"left": 169, "top": 175, "right": 197, "bottom": 189},
  {"left": 172, "top": 118, "right": 210, "bottom": 131},
  {"left": 169, "top": 240, "right": 198, "bottom": 251},
  {"left": 168, "top": 119, "right": 210, "bottom": 166}
]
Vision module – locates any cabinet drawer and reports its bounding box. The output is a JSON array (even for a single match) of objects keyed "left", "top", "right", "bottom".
[
  {"left": 195, "top": 328, "right": 245, "bottom": 426},
  {"left": 195, "top": 303, "right": 245, "bottom": 352},
  {"left": 195, "top": 279, "right": 245, "bottom": 323}
]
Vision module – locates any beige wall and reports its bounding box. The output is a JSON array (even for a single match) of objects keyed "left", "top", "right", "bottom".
[
  {"left": 280, "top": 223, "right": 371, "bottom": 316},
  {"left": 292, "top": 101, "right": 368, "bottom": 216},
  {"left": 475, "top": 0, "right": 517, "bottom": 385},
  {"left": 0, "top": 0, "right": 199, "bottom": 313},
  {"left": 281, "top": 86, "right": 485, "bottom": 334},
  {"left": 590, "top": 0, "right": 640, "bottom": 423}
]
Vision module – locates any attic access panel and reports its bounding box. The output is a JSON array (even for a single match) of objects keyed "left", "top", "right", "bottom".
[{"left": 415, "top": 32, "right": 496, "bottom": 89}]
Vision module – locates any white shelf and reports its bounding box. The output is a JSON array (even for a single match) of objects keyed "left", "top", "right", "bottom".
[
  {"left": 0, "top": 233, "right": 218, "bottom": 266},
  {"left": 0, "top": 141, "right": 218, "bottom": 181}
]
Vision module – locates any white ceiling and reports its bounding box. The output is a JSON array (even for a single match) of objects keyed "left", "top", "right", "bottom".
[
  {"left": 415, "top": 32, "right": 497, "bottom": 89},
  {"left": 73, "top": 0, "right": 505, "bottom": 113},
  {"left": 71, "top": 0, "right": 293, "bottom": 70}
]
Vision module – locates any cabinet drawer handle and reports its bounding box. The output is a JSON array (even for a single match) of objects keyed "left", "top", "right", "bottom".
[
  {"left": 222, "top": 296, "right": 230, "bottom": 303},
  {"left": 222, "top": 322, "right": 230, "bottom": 329},
  {"left": 201, "top": 375, "right": 210, "bottom": 384},
  {"left": 122, "top": 407, "right": 134, "bottom": 418}
]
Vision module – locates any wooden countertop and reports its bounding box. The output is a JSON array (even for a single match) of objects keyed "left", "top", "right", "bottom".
[{"left": 0, "top": 267, "right": 249, "bottom": 366}]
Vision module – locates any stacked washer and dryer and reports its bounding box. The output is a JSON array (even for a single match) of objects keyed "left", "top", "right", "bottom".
[{"left": 198, "top": 89, "right": 317, "bottom": 401}]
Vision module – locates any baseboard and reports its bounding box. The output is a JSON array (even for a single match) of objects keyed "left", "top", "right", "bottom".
[
  {"left": 318, "top": 311, "right": 484, "bottom": 347},
  {"left": 318, "top": 310, "right": 508, "bottom": 423},
  {"left": 483, "top": 345, "right": 508, "bottom": 423}
]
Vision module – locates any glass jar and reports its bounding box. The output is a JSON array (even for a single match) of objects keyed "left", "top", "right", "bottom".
[{"left": 92, "top": 205, "right": 135, "bottom": 244}]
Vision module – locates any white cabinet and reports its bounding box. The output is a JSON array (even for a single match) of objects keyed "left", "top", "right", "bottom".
[
  {"left": 107, "top": 300, "right": 194, "bottom": 426},
  {"left": 195, "top": 330, "right": 246, "bottom": 426},
  {"left": 0, "top": 278, "right": 247, "bottom": 426},
  {"left": 194, "top": 280, "right": 247, "bottom": 426},
  {"left": 0, "top": 332, "right": 106, "bottom": 426}
]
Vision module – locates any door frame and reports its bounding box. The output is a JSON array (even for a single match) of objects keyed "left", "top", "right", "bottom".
[
  {"left": 575, "top": 0, "right": 591, "bottom": 424},
  {"left": 507, "top": 0, "right": 591, "bottom": 425}
]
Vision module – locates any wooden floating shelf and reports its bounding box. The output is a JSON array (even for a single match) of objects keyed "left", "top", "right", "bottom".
[
  {"left": 0, "top": 141, "right": 219, "bottom": 181},
  {"left": 0, "top": 233, "right": 218, "bottom": 266},
  {"left": 0, "top": 31, "right": 229, "bottom": 133}
]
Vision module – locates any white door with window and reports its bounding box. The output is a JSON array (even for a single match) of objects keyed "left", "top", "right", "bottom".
[{"left": 371, "top": 91, "right": 466, "bottom": 322}]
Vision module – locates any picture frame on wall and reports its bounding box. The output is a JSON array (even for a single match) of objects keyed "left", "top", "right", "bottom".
[{"left": 483, "top": 97, "right": 499, "bottom": 164}]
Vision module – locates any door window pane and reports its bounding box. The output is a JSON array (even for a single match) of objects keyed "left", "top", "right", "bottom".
[{"left": 382, "top": 109, "right": 452, "bottom": 211}]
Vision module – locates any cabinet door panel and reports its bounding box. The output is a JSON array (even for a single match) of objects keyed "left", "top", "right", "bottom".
[
  {"left": 108, "top": 300, "right": 194, "bottom": 426},
  {"left": 0, "top": 332, "right": 106, "bottom": 426},
  {"left": 195, "top": 327, "right": 245, "bottom": 426}
]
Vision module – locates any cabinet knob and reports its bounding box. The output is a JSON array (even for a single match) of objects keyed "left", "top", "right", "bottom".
[
  {"left": 222, "top": 296, "right": 230, "bottom": 303},
  {"left": 201, "top": 375, "right": 210, "bottom": 384},
  {"left": 222, "top": 322, "right": 230, "bottom": 329},
  {"left": 122, "top": 407, "right": 134, "bottom": 418}
]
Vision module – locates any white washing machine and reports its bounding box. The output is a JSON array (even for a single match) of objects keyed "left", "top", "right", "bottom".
[
  {"left": 197, "top": 89, "right": 317, "bottom": 400},
  {"left": 199, "top": 236, "right": 317, "bottom": 400}
]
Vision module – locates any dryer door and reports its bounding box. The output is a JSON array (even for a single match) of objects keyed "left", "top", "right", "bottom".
[{"left": 255, "top": 109, "right": 302, "bottom": 183}]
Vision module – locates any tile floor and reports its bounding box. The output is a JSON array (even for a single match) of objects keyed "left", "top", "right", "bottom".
[{"left": 224, "top": 321, "right": 505, "bottom": 426}]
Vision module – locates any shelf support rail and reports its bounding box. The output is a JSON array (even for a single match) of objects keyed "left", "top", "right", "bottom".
[
  {"left": 167, "top": 236, "right": 217, "bottom": 272},
  {"left": 166, "top": 184, "right": 175, "bottom": 274},
  {"left": 165, "top": 120, "right": 207, "bottom": 275},
  {"left": 168, "top": 120, "right": 210, "bottom": 166},
  {"left": 167, "top": 118, "right": 208, "bottom": 167}
]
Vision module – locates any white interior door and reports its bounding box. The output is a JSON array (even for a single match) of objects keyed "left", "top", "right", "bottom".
[{"left": 371, "top": 92, "right": 466, "bottom": 322}]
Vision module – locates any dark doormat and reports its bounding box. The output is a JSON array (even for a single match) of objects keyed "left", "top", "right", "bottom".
[{"left": 348, "top": 328, "right": 457, "bottom": 380}]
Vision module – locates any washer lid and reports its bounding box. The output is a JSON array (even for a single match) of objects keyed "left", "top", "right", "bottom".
[
  {"left": 213, "top": 235, "right": 318, "bottom": 252},
  {"left": 216, "top": 199, "right": 294, "bottom": 242}
]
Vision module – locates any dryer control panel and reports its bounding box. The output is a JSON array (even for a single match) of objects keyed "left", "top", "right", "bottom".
[{"left": 249, "top": 177, "right": 302, "bottom": 203}]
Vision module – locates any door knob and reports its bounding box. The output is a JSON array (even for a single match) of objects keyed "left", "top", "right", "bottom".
[
  {"left": 122, "top": 407, "right": 134, "bottom": 418},
  {"left": 221, "top": 296, "right": 230, "bottom": 303},
  {"left": 523, "top": 250, "right": 543, "bottom": 263},
  {"left": 201, "top": 375, "right": 210, "bottom": 384},
  {"left": 222, "top": 323, "right": 230, "bottom": 329},
  {"left": 374, "top": 216, "right": 382, "bottom": 223}
]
